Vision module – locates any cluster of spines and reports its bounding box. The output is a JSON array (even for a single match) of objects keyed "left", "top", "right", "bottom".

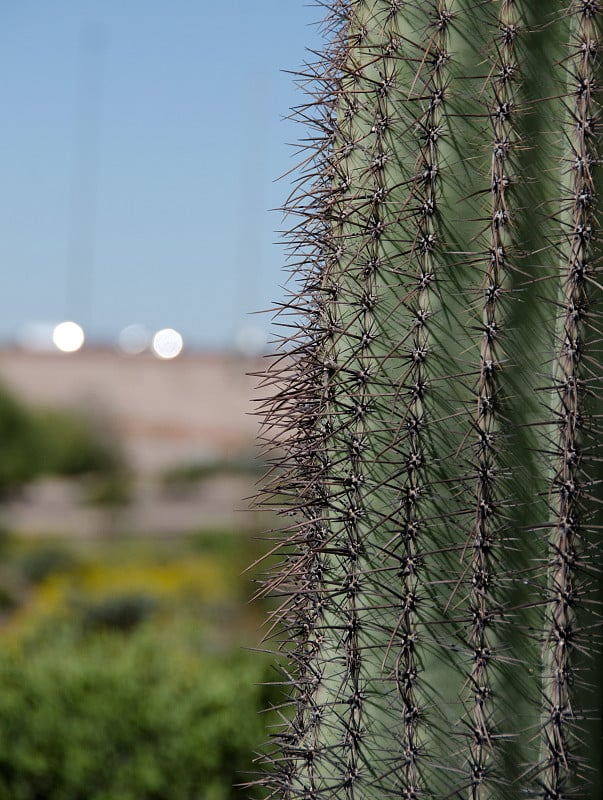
[
  {"left": 307, "top": 4, "right": 458, "bottom": 795},
  {"left": 317, "top": 15, "right": 371, "bottom": 793},
  {"left": 252, "top": 2, "right": 406, "bottom": 796},
  {"left": 452, "top": 2, "right": 523, "bottom": 796},
  {"left": 309, "top": 4, "right": 411, "bottom": 795},
  {"left": 252, "top": 1, "right": 460, "bottom": 796},
  {"left": 537, "top": 2, "right": 601, "bottom": 797},
  {"left": 386, "top": 3, "right": 454, "bottom": 797},
  {"left": 249, "top": 7, "right": 351, "bottom": 797}
]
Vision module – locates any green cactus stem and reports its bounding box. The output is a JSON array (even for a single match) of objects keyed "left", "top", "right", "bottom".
[{"left": 252, "top": 2, "right": 602, "bottom": 799}]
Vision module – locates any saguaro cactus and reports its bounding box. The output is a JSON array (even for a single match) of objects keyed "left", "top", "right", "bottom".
[{"left": 254, "top": 2, "right": 602, "bottom": 798}]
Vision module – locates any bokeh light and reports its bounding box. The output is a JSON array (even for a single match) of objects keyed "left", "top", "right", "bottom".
[
  {"left": 52, "top": 321, "right": 85, "bottom": 353},
  {"left": 151, "top": 328, "right": 183, "bottom": 360},
  {"left": 118, "top": 324, "right": 150, "bottom": 355}
]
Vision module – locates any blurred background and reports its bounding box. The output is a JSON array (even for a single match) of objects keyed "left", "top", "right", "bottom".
[{"left": 0, "top": 2, "right": 321, "bottom": 797}]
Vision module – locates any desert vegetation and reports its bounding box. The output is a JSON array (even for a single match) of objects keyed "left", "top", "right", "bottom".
[{"left": 0, "top": 530, "right": 274, "bottom": 800}]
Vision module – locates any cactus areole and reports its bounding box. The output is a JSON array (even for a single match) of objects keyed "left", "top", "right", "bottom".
[{"left": 253, "top": 2, "right": 602, "bottom": 798}]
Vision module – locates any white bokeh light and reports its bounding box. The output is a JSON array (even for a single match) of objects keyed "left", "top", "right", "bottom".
[
  {"left": 118, "top": 324, "right": 150, "bottom": 355},
  {"left": 152, "top": 328, "right": 183, "bottom": 359},
  {"left": 52, "top": 321, "right": 85, "bottom": 353}
]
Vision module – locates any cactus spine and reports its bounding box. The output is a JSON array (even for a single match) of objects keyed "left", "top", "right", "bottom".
[
  {"left": 254, "top": 2, "right": 601, "bottom": 798},
  {"left": 539, "top": 4, "right": 600, "bottom": 797}
]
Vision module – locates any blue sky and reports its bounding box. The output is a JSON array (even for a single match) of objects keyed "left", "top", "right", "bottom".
[{"left": 0, "top": 1, "right": 324, "bottom": 349}]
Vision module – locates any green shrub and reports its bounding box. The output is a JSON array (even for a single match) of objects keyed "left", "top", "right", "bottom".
[
  {"left": 79, "top": 592, "right": 159, "bottom": 632},
  {"left": 32, "top": 409, "right": 132, "bottom": 507},
  {"left": 18, "top": 546, "right": 76, "bottom": 584},
  {"left": 0, "top": 386, "right": 39, "bottom": 496},
  {"left": 0, "top": 629, "right": 275, "bottom": 800},
  {"left": 0, "top": 383, "right": 130, "bottom": 502},
  {"left": 31, "top": 409, "right": 120, "bottom": 477}
]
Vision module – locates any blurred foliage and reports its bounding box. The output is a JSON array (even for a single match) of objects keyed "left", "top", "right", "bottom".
[
  {"left": 0, "top": 359, "right": 277, "bottom": 795},
  {"left": 0, "top": 531, "right": 278, "bottom": 799},
  {"left": 0, "top": 629, "right": 276, "bottom": 800},
  {"left": 17, "top": 545, "right": 76, "bottom": 584},
  {"left": 78, "top": 592, "right": 159, "bottom": 632},
  {"left": 161, "top": 455, "right": 264, "bottom": 498},
  {"left": 3, "top": 532, "right": 261, "bottom": 642},
  {"left": 31, "top": 408, "right": 119, "bottom": 477},
  {"left": 0, "top": 385, "right": 39, "bottom": 494},
  {"left": 0, "top": 382, "right": 131, "bottom": 504}
]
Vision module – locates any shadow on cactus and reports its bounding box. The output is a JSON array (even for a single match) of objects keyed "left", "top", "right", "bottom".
[{"left": 251, "top": 2, "right": 602, "bottom": 799}]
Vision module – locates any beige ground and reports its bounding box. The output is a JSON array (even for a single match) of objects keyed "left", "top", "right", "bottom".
[{"left": 0, "top": 348, "right": 272, "bottom": 535}]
